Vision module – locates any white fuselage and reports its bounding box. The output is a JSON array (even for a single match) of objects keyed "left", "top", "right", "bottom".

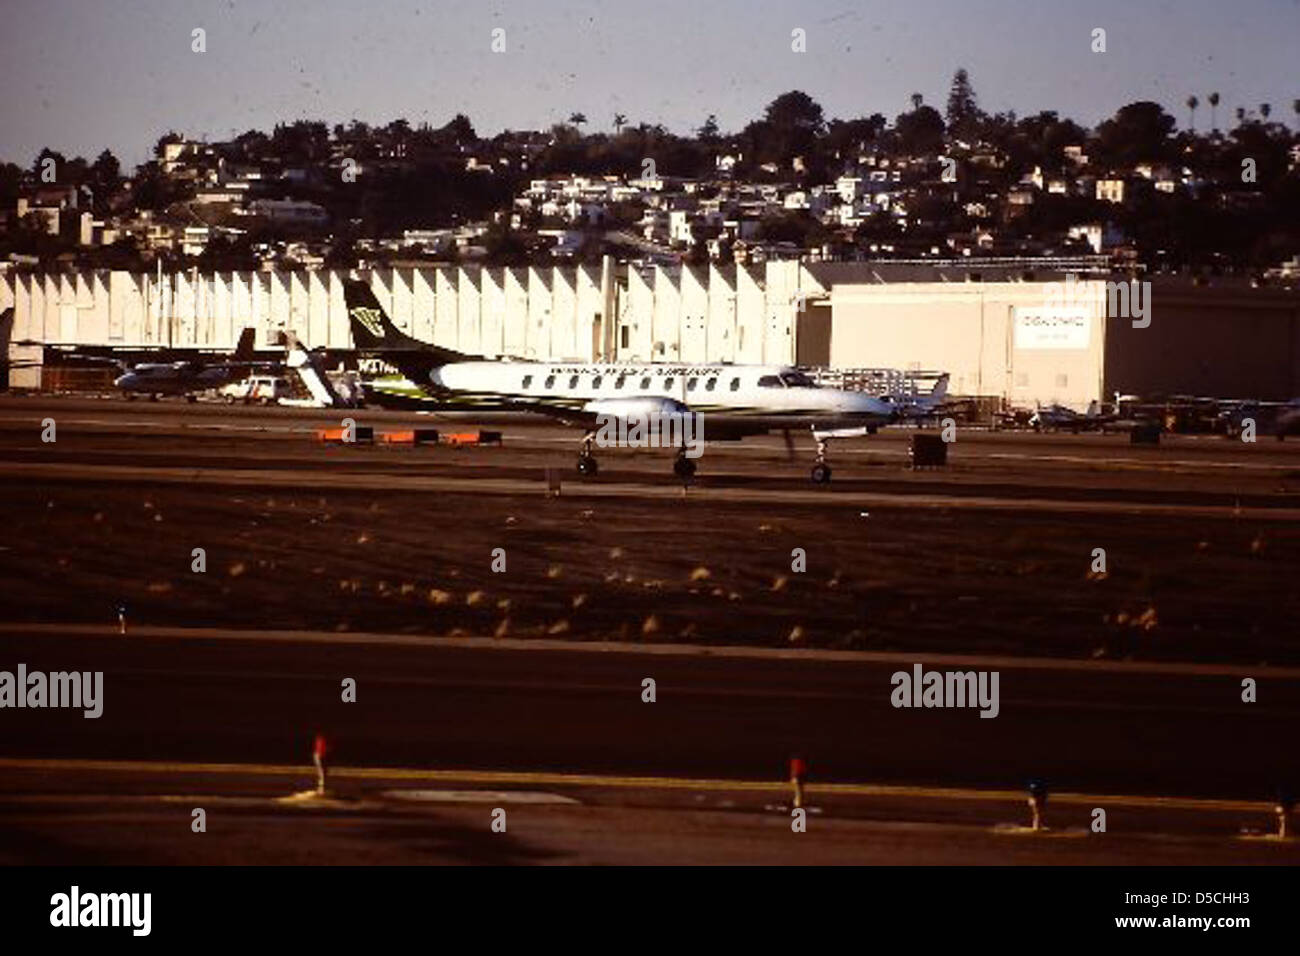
[{"left": 430, "top": 360, "right": 896, "bottom": 428}]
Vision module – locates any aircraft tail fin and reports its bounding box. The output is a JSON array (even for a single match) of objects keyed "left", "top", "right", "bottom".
[
  {"left": 343, "top": 279, "right": 426, "bottom": 351},
  {"left": 342, "top": 278, "right": 469, "bottom": 386},
  {"left": 927, "top": 373, "right": 950, "bottom": 404},
  {"left": 232, "top": 326, "right": 256, "bottom": 360}
]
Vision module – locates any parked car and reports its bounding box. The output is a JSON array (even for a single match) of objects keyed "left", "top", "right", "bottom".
[{"left": 221, "top": 375, "right": 292, "bottom": 405}]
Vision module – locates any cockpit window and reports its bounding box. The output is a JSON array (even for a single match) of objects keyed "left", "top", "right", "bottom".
[
  {"left": 757, "top": 375, "right": 783, "bottom": 388},
  {"left": 780, "top": 371, "right": 817, "bottom": 388}
]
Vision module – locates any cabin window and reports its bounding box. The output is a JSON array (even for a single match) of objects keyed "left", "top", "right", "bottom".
[
  {"left": 687, "top": 377, "right": 699, "bottom": 391},
  {"left": 758, "top": 375, "right": 783, "bottom": 388},
  {"left": 568, "top": 375, "right": 579, "bottom": 389},
  {"left": 615, "top": 375, "right": 627, "bottom": 389},
  {"left": 592, "top": 375, "right": 603, "bottom": 389},
  {"left": 544, "top": 375, "right": 556, "bottom": 389},
  {"left": 663, "top": 377, "right": 674, "bottom": 389},
  {"left": 640, "top": 377, "right": 651, "bottom": 389},
  {"left": 730, "top": 377, "right": 741, "bottom": 392},
  {"left": 705, "top": 378, "right": 717, "bottom": 392},
  {"left": 522, "top": 375, "right": 533, "bottom": 389}
]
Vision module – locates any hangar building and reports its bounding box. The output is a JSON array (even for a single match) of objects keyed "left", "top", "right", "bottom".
[{"left": 3, "top": 260, "right": 1298, "bottom": 406}]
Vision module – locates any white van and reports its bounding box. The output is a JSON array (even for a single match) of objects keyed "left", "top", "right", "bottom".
[{"left": 222, "top": 375, "right": 293, "bottom": 405}]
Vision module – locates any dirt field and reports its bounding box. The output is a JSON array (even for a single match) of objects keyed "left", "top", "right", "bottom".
[{"left": 2, "top": 398, "right": 1297, "bottom": 664}]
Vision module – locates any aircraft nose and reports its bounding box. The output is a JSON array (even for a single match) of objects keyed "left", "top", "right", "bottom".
[{"left": 849, "top": 392, "right": 885, "bottom": 414}]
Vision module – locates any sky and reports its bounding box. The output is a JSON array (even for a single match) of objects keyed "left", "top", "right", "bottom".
[{"left": 2, "top": 0, "right": 1297, "bottom": 169}]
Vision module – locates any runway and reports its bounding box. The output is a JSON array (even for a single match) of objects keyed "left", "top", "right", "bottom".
[
  {"left": 2, "top": 624, "right": 1298, "bottom": 864},
  {"left": 1, "top": 624, "right": 1296, "bottom": 798}
]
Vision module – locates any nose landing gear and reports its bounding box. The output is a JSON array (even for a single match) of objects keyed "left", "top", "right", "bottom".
[{"left": 810, "top": 437, "right": 833, "bottom": 483}]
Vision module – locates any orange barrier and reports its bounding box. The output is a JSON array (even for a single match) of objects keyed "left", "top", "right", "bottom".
[
  {"left": 441, "top": 430, "right": 503, "bottom": 447},
  {"left": 317, "top": 426, "right": 375, "bottom": 444},
  {"left": 379, "top": 428, "right": 440, "bottom": 445}
]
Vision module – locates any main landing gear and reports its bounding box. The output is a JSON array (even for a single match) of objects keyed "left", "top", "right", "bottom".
[
  {"left": 673, "top": 449, "right": 697, "bottom": 480},
  {"left": 576, "top": 433, "right": 599, "bottom": 477},
  {"left": 574, "top": 435, "right": 700, "bottom": 480}
]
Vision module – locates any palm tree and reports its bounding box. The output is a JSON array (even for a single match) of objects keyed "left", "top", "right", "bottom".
[
  {"left": 1260, "top": 103, "right": 1271, "bottom": 121},
  {"left": 1208, "top": 91, "right": 1220, "bottom": 132},
  {"left": 1185, "top": 95, "right": 1199, "bottom": 131},
  {"left": 568, "top": 112, "right": 587, "bottom": 130},
  {"left": 910, "top": 92, "right": 923, "bottom": 110},
  {"left": 1235, "top": 106, "right": 1246, "bottom": 126},
  {"left": 613, "top": 112, "right": 627, "bottom": 134}
]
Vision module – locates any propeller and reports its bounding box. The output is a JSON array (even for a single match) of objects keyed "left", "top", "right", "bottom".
[{"left": 782, "top": 428, "right": 796, "bottom": 461}]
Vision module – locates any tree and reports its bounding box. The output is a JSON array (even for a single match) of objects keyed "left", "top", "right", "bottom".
[
  {"left": 91, "top": 149, "right": 120, "bottom": 185},
  {"left": 1093, "top": 101, "right": 1176, "bottom": 166},
  {"left": 946, "top": 69, "right": 981, "bottom": 138},
  {"left": 1235, "top": 106, "right": 1247, "bottom": 126},
  {"left": 568, "top": 112, "right": 587, "bottom": 129},
  {"left": 31, "top": 148, "right": 67, "bottom": 180},
  {"left": 826, "top": 115, "right": 887, "bottom": 156},
  {"left": 232, "top": 129, "right": 270, "bottom": 159},
  {"left": 1260, "top": 103, "right": 1271, "bottom": 120},
  {"left": 613, "top": 113, "right": 627, "bottom": 134},
  {"left": 1207, "top": 92, "right": 1220, "bottom": 131},
  {"left": 893, "top": 105, "right": 945, "bottom": 155},
  {"left": 756, "top": 91, "right": 826, "bottom": 165},
  {"left": 765, "top": 91, "right": 825, "bottom": 135},
  {"left": 443, "top": 113, "right": 477, "bottom": 145},
  {"left": 911, "top": 93, "right": 924, "bottom": 110},
  {"left": 1185, "top": 95, "right": 1199, "bottom": 131},
  {"left": 697, "top": 114, "right": 720, "bottom": 142}
]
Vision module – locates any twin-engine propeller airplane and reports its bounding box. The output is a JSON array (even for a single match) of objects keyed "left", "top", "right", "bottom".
[
  {"left": 343, "top": 279, "right": 947, "bottom": 482},
  {"left": 110, "top": 327, "right": 263, "bottom": 400}
]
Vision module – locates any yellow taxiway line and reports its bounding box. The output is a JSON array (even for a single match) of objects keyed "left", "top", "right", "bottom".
[{"left": 0, "top": 757, "right": 1270, "bottom": 814}]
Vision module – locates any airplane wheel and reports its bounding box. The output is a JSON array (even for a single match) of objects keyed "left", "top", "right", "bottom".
[
  {"left": 673, "top": 457, "right": 697, "bottom": 480},
  {"left": 811, "top": 463, "right": 832, "bottom": 484},
  {"left": 577, "top": 455, "right": 598, "bottom": 477}
]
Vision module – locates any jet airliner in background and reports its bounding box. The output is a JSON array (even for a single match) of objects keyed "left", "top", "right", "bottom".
[{"left": 342, "top": 279, "right": 947, "bottom": 482}]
